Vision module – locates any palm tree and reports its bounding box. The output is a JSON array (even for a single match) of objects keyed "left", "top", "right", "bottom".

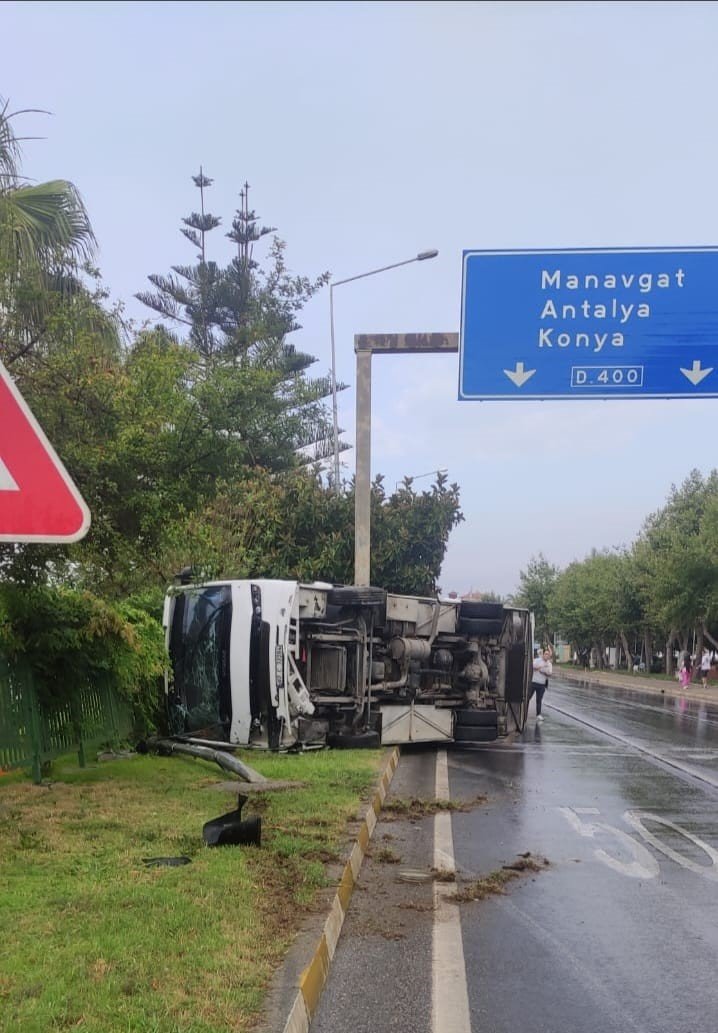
[
  {"left": 0, "top": 98, "right": 95, "bottom": 268},
  {"left": 0, "top": 98, "right": 96, "bottom": 363}
]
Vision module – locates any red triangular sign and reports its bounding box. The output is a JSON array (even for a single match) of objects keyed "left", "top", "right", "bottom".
[{"left": 0, "top": 361, "right": 90, "bottom": 543}]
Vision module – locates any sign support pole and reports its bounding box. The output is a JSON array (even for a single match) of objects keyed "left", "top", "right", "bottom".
[
  {"left": 353, "top": 334, "right": 458, "bottom": 586},
  {"left": 354, "top": 349, "right": 372, "bottom": 585}
]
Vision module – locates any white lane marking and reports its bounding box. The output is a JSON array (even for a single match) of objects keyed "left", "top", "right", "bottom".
[
  {"left": 624, "top": 810, "right": 718, "bottom": 881},
  {"left": 434, "top": 846, "right": 456, "bottom": 870},
  {"left": 432, "top": 748, "right": 471, "bottom": 1033},
  {"left": 662, "top": 749, "right": 718, "bottom": 761},
  {"left": 559, "top": 807, "right": 659, "bottom": 879},
  {"left": 547, "top": 702, "right": 718, "bottom": 790}
]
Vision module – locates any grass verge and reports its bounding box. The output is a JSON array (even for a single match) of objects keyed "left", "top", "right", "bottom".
[{"left": 0, "top": 748, "right": 384, "bottom": 1033}]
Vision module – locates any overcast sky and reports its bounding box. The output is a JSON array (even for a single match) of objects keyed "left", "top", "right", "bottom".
[{"left": 4, "top": 0, "right": 718, "bottom": 596}]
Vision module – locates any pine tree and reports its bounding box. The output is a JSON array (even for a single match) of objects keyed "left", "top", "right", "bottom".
[
  {"left": 136, "top": 167, "right": 225, "bottom": 357},
  {"left": 137, "top": 173, "right": 342, "bottom": 467}
]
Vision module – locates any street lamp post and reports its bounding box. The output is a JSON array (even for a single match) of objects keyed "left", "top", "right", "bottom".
[
  {"left": 394, "top": 468, "right": 448, "bottom": 492},
  {"left": 329, "top": 249, "right": 438, "bottom": 491}
]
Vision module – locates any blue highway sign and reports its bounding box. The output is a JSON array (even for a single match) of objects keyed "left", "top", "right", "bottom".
[{"left": 459, "top": 247, "right": 718, "bottom": 400}]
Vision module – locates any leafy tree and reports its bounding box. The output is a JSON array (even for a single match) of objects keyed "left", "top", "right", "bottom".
[
  {"left": 155, "top": 469, "right": 462, "bottom": 597},
  {"left": 0, "top": 132, "right": 458, "bottom": 603},
  {"left": 634, "top": 469, "right": 718, "bottom": 672},
  {"left": 611, "top": 549, "right": 648, "bottom": 668},
  {"left": 0, "top": 293, "right": 216, "bottom": 595},
  {"left": 513, "top": 553, "right": 559, "bottom": 645},
  {"left": 549, "top": 550, "right": 646, "bottom": 669},
  {"left": 0, "top": 271, "right": 126, "bottom": 586},
  {"left": 512, "top": 471, "right": 718, "bottom": 674},
  {"left": 696, "top": 493, "right": 718, "bottom": 629},
  {"left": 549, "top": 557, "right": 601, "bottom": 661},
  {"left": 371, "top": 473, "right": 463, "bottom": 594}
]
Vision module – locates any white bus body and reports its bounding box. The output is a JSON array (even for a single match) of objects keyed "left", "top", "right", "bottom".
[{"left": 163, "top": 579, "right": 533, "bottom": 748}]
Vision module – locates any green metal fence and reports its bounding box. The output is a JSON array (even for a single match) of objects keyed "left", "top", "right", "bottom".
[{"left": 0, "top": 657, "right": 132, "bottom": 782}]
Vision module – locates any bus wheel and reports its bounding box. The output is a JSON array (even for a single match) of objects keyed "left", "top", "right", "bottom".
[
  {"left": 454, "top": 709, "right": 498, "bottom": 728},
  {"left": 327, "top": 586, "right": 386, "bottom": 607},
  {"left": 453, "top": 725, "right": 498, "bottom": 743}
]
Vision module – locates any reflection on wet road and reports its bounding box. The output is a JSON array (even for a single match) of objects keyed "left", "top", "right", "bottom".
[
  {"left": 449, "top": 678, "right": 718, "bottom": 1033},
  {"left": 313, "top": 681, "right": 718, "bottom": 1033},
  {"left": 548, "top": 678, "right": 718, "bottom": 785}
]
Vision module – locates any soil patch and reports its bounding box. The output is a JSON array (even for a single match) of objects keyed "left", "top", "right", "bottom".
[
  {"left": 381, "top": 794, "right": 487, "bottom": 821},
  {"left": 450, "top": 852, "right": 549, "bottom": 903}
]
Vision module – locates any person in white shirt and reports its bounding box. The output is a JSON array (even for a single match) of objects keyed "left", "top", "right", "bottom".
[
  {"left": 700, "top": 647, "right": 712, "bottom": 689},
  {"left": 530, "top": 647, "right": 553, "bottom": 722}
]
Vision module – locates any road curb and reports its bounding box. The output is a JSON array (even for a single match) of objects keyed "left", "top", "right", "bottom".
[{"left": 281, "top": 746, "right": 400, "bottom": 1033}]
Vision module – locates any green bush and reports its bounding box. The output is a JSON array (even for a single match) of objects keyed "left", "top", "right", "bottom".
[{"left": 0, "top": 583, "right": 166, "bottom": 732}]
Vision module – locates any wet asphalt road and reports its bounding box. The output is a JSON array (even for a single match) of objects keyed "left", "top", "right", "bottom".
[{"left": 312, "top": 679, "right": 718, "bottom": 1033}]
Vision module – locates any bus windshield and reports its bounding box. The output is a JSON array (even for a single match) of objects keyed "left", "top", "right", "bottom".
[{"left": 168, "top": 585, "right": 232, "bottom": 737}]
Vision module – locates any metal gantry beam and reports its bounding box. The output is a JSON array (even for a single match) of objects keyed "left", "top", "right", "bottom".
[{"left": 353, "top": 333, "right": 459, "bottom": 586}]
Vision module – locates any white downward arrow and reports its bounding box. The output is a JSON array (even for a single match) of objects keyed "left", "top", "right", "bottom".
[
  {"left": 680, "top": 360, "right": 714, "bottom": 386},
  {"left": 0, "top": 458, "right": 19, "bottom": 491},
  {"left": 503, "top": 361, "right": 536, "bottom": 388}
]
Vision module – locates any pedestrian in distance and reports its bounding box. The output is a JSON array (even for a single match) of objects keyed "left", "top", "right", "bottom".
[
  {"left": 700, "top": 647, "right": 712, "bottom": 689},
  {"left": 530, "top": 647, "right": 553, "bottom": 723},
  {"left": 679, "top": 652, "right": 693, "bottom": 691}
]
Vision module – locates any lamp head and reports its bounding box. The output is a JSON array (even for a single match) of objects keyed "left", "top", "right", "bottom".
[{"left": 416, "top": 249, "right": 439, "bottom": 261}]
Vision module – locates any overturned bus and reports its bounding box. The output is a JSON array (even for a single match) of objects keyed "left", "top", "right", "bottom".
[{"left": 163, "top": 578, "right": 533, "bottom": 749}]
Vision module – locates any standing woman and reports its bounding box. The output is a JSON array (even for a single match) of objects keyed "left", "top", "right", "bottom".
[
  {"left": 679, "top": 652, "right": 693, "bottom": 690},
  {"left": 531, "top": 647, "right": 553, "bottom": 723},
  {"left": 700, "top": 647, "right": 712, "bottom": 689}
]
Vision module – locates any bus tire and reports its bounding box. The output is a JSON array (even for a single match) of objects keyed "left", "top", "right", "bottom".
[
  {"left": 455, "top": 709, "right": 498, "bottom": 728},
  {"left": 453, "top": 725, "right": 498, "bottom": 743},
  {"left": 327, "top": 586, "right": 387, "bottom": 607},
  {"left": 458, "top": 601, "right": 504, "bottom": 620},
  {"left": 458, "top": 617, "right": 504, "bottom": 637}
]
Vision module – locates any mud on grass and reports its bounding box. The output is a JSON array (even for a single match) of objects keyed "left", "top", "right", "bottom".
[
  {"left": 0, "top": 748, "right": 384, "bottom": 1033},
  {"left": 450, "top": 852, "right": 550, "bottom": 903}
]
